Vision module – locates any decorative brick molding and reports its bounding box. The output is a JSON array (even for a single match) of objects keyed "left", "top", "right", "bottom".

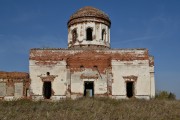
[
  {"left": 38, "top": 75, "right": 58, "bottom": 82},
  {"left": 123, "top": 75, "right": 138, "bottom": 82}
]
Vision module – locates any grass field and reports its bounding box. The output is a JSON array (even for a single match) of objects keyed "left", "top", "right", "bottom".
[{"left": 0, "top": 98, "right": 180, "bottom": 120}]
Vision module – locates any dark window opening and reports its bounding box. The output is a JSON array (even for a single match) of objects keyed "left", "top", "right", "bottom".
[
  {"left": 126, "top": 81, "right": 134, "bottom": 98},
  {"left": 26, "top": 89, "right": 28, "bottom": 97},
  {"left": 66, "top": 65, "right": 69, "bottom": 68},
  {"left": 47, "top": 72, "right": 50, "bottom": 76},
  {"left": 80, "top": 65, "right": 84, "bottom": 69},
  {"left": 93, "top": 65, "right": 98, "bottom": 69},
  {"left": 80, "top": 65, "right": 84, "bottom": 70},
  {"left": 72, "top": 29, "right": 77, "bottom": 43},
  {"left": 102, "top": 29, "right": 105, "bottom": 40},
  {"left": 86, "top": 28, "right": 93, "bottom": 41},
  {"left": 43, "top": 82, "right": 52, "bottom": 99},
  {"left": 84, "top": 81, "right": 94, "bottom": 97}
]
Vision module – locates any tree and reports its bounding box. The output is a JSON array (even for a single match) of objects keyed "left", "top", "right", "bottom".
[
  {"left": 168, "top": 92, "right": 176, "bottom": 100},
  {"left": 155, "top": 91, "right": 176, "bottom": 100}
]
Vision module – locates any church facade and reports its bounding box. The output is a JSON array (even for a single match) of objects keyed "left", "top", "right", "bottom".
[
  {"left": 29, "top": 6, "right": 155, "bottom": 100},
  {"left": 0, "top": 6, "right": 155, "bottom": 100}
]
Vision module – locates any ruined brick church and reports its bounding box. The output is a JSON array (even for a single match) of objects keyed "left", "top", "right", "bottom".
[{"left": 0, "top": 6, "right": 155, "bottom": 100}]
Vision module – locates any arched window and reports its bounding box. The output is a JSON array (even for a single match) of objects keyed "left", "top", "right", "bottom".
[
  {"left": 86, "top": 28, "right": 93, "bottom": 41},
  {"left": 47, "top": 72, "right": 50, "bottom": 76},
  {"left": 72, "top": 29, "right": 77, "bottom": 43},
  {"left": 102, "top": 29, "right": 106, "bottom": 41}
]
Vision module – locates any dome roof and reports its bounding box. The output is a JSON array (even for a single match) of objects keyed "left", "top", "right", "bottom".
[{"left": 68, "top": 6, "right": 111, "bottom": 27}]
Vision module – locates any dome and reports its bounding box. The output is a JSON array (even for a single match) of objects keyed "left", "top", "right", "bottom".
[{"left": 68, "top": 6, "right": 111, "bottom": 27}]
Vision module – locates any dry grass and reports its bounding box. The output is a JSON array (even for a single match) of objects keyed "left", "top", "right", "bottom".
[{"left": 0, "top": 98, "right": 180, "bottom": 120}]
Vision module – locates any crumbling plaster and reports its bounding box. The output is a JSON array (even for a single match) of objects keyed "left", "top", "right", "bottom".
[
  {"left": 29, "top": 48, "right": 155, "bottom": 100},
  {"left": 0, "top": 6, "right": 155, "bottom": 100},
  {"left": 0, "top": 72, "right": 30, "bottom": 100},
  {"left": 68, "top": 22, "right": 110, "bottom": 48}
]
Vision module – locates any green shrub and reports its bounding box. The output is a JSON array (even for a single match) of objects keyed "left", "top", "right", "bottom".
[{"left": 155, "top": 91, "right": 176, "bottom": 100}]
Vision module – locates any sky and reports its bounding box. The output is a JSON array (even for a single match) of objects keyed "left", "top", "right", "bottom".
[{"left": 0, "top": 0, "right": 180, "bottom": 99}]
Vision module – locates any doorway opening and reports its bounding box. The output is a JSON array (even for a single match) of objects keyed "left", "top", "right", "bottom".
[
  {"left": 84, "top": 81, "right": 94, "bottom": 97},
  {"left": 43, "top": 82, "right": 52, "bottom": 99},
  {"left": 126, "top": 81, "right": 134, "bottom": 98}
]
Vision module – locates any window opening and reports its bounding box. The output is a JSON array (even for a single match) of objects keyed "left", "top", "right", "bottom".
[
  {"left": 93, "top": 65, "right": 98, "bottom": 69},
  {"left": 102, "top": 29, "right": 106, "bottom": 40},
  {"left": 86, "top": 28, "right": 93, "bottom": 41},
  {"left": 47, "top": 72, "right": 50, "bottom": 76},
  {"left": 72, "top": 29, "right": 77, "bottom": 43},
  {"left": 80, "top": 65, "right": 84, "bottom": 68}
]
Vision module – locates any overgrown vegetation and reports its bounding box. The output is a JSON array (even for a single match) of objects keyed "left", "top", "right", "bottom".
[
  {"left": 0, "top": 98, "right": 180, "bottom": 120},
  {"left": 155, "top": 91, "right": 176, "bottom": 100}
]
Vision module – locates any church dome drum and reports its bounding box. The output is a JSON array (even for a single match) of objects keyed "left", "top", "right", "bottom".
[{"left": 67, "top": 6, "right": 111, "bottom": 49}]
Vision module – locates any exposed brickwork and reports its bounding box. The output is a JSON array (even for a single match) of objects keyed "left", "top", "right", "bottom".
[
  {"left": 67, "top": 51, "right": 111, "bottom": 73},
  {"left": 0, "top": 72, "right": 30, "bottom": 99},
  {"left": 80, "top": 74, "right": 98, "bottom": 79},
  {"left": 1, "top": 6, "right": 155, "bottom": 100},
  {"left": 30, "top": 49, "right": 151, "bottom": 68},
  {"left": 0, "top": 71, "right": 29, "bottom": 79},
  {"left": 68, "top": 6, "right": 111, "bottom": 27}
]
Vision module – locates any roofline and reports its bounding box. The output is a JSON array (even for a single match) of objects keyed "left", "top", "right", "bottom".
[{"left": 30, "top": 48, "right": 148, "bottom": 51}]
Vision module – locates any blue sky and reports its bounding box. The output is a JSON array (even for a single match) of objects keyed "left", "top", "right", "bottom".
[{"left": 0, "top": 0, "right": 180, "bottom": 99}]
